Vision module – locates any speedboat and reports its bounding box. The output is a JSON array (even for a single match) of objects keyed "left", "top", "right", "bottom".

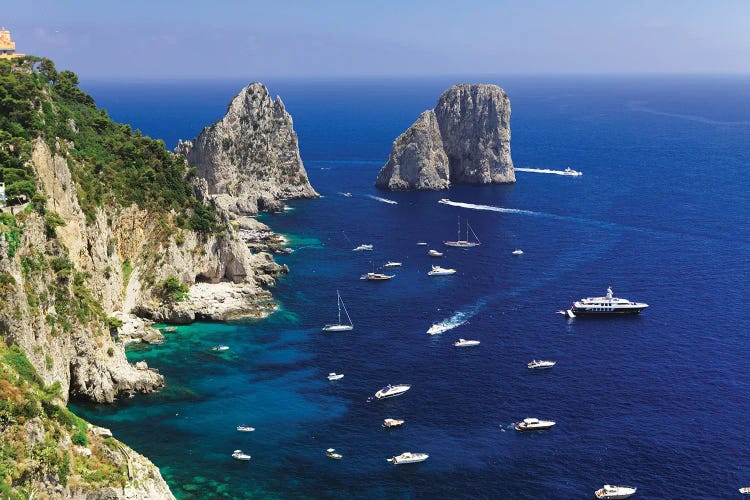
[
  {"left": 211, "top": 345, "right": 229, "bottom": 351},
  {"left": 595, "top": 485, "right": 637, "bottom": 499},
  {"left": 232, "top": 449, "right": 251, "bottom": 461},
  {"left": 438, "top": 198, "right": 451, "bottom": 204},
  {"left": 353, "top": 244, "right": 373, "bottom": 251},
  {"left": 326, "top": 448, "right": 343, "bottom": 459},
  {"left": 740, "top": 487, "right": 750, "bottom": 495},
  {"left": 428, "top": 265, "right": 456, "bottom": 276},
  {"left": 453, "top": 338, "right": 480, "bottom": 347},
  {"left": 570, "top": 287, "right": 648, "bottom": 316},
  {"left": 382, "top": 418, "right": 405, "bottom": 428},
  {"left": 360, "top": 272, "right": 394, "bottom": 281},
  {"left": 388, "top": 452, "right": 429, "bottom": 465},
  {"left": 327, "top": 372, "right": 344, "bottom": 381},
  {"left": 512, "top": 249, "right": 524, "bottom": 255},
  {"left": 236, "top": 425, "right": 255, "bottom": 432},
  {"left": 322, "top": 290, "right": 354, "bottom": 332},
  {"left": 527, "top": 360, "right": 556, "bottom": 369},
  {"left": 428, "top": 249, "right": 443, "bottom": 257},
  {"left": 514, "top": 418, "right": 556, "bottom": 432},
  {"left": 374, "top": 384, "right": 411, "bottom": 399},
  {"left": 383, "top": 261, "right": 402, "bottom": 268},
  {"left": 416, "top": 242, "right": 428, "bottom": 246},
  {"left": 562, "top": 167, "right": 583, "bottom": 176},
  {"left": 343, "top": 192, "right": 353, "bottom": 197}
]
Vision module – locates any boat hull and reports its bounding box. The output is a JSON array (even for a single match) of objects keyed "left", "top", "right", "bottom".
[
  {"left": 444, "top": 241, "right": 479, "bottom": 248},
  {"left": 322, "top": 325, "right": 353, "bottom": 332},
  {"left": 571, "top": 307, "right": 646, "bottom": 315}
]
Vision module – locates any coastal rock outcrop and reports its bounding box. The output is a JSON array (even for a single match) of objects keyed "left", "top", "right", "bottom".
[
  {"left": 375, "top": 83, "right": 515, "bottom": 190},
  {"left": 177, "top": 82, "right": 318, "bottom": 216}
]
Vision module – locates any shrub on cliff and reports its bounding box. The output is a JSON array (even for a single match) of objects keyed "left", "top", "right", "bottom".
[{"left": 157, "top": 275, "right": 189, "bottom": 303}]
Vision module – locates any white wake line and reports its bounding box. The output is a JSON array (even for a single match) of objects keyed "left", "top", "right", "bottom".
[
  {"left": 367, "top": 195, "right": 398, "bottom": 205},
  {"left": 427, "top": 301, "right": 484, "bottom": 335},
  {"left": 516, "top": 167, "right": 579, "bottom": 176}
]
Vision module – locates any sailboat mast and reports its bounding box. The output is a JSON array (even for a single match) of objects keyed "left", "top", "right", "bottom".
[
  {"left": 457, "top": 216, "right": 460, "bottom": 242},
  {"left": 336, "top": 290, "right": 342, "bottom": 324}
]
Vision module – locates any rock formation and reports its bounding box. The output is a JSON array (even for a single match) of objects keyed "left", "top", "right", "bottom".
[
  {"left": 375, "top": 84, "right": 515, "bottom": 190},
  {"left": 177, "top": 82, "right": 318, "bottom": 216}
]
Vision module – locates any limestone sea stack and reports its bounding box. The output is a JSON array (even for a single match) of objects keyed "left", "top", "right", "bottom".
[
  {"left": 376, "top": 84, "right": 515, "bottom": 190},
  {"left": 177, "top": 83, "right": 318, "bottom": 215}
]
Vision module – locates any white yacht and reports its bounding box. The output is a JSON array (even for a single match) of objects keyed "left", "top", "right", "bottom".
[
  {"left": 388, "top": 452, "right": 429, "bottom": 465},
  {"left": 353, "top": 244, "right": 373, "bottom": 251},
  {"left": 562, "top": 167, "right": 583, "bottom": 176},
  {"left": 382, "top": 418, "right": 405, "bottom": 428},
  {"left": 326, "top": 448, "right": 343, "bottom": 459},
  {"left": 383, "top": 261, "right": 402, "bottom": 268},
  {"left": 740, "top": 487, "right": 750, "bottom": 495},
  {"left": 444, "top": 217, "right": 480, "bottom": 248},
  {"left": 236, "top": 425, "right": 255, "bottom": 432},
  {"left": 211, "top": 345, "right": 229, "bottom": 351},
  {"left": 416, "top": 242, "right": 428, "bottom": 246},
  {"left": 453, "top": 338, "right": 480, "bottom": 347},
  {"left": 527, "top": 360, "right": 556, "bottom": 369},
  {"left": 570, "top": 287, "right": 648, "bottom": 316},
  {"left": 373, "top": 384, "right": 411, "bottom": 399},
  {"left": 512, "top": 249, "right": 524, "bottom": 255},
  {"left": 232, "top": 449, "right": 251, "bottom": 461},
  {"left": 595, "top": 485, "right": 637, "bottom": 499},
  {"left": 322, "top": 290, "right": 353, "bottom": 332},
  {"left": 515, "top": 418, "right": 556, "bottom": 432},
  {"left": 428, "top": 249, "right": 443, "bottom": 257},
  {"left": 342, "top": 192, "right": 353, "bottom": 197},
  {"left": 360, "top": 272, "right": 394, "bottom": 281},
  {"left": 327, "top": 372, "right": 344, "bottom": 381},
  {"left": 428, "top": 265, "right": 456, "bottom": 276}
]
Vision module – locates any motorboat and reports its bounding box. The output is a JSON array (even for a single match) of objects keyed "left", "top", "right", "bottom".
[
  {"left": 383, "top": 261, "right": 402, "bottom": 268},
  {"left": 428, "top": 265, "right": 456, "bottom": 276},
  {"left": 236, "top": 425, "right": 255, "bottom": 432},
  {"left": 211, "top": 345, "right": 229, "bottom": 351},
  {"left": 595, "top": 485, "right": 637, "bottom": 499},
  {"left": 444, "top": 217, "right": 480, "bottom": 248},
  {"left": 512, "top": 249, "right": 524, "bottom": 255},
  {"left": 322, "top": 290, "right": 354, "bottom": 332},
  {"left": 353, "top": 244, "right": 373, "bottom": 251},
  {"left": 326, "top": 448, "right": 343, "bottom": 459},
  {"left": 342, "top": 192, "right": 353, "bottom": 197},
  {"left": 416, "top": 242, "right": 428, "bottom": 246},
  {"left": 388, "top": 452, "right": 429, "bottom": 465},
  {"left": 514, "top": 418, "right": 556, "bottom": 432},
  {"left": 428, "top": 249, "right": 443, "bottom": 257},
  {"left": 427, "top": 324, "right": 444, "bottom": 335},
  {"left": 740, "top": 487, "right": 750, "bottom": 495},
  {"left": 438, "top": 198, "right": 451, "bottom": 204},
  {"left": 232, "top": 449, "right": 251, "bottom": 461},
  {"left": 527, "top": 360, "right": 556, "bottom": 369},
  {"left": 562, "top": 167, "right": 583, "bottom": 176},
  {"left": 453, "top": 338, "right": 480, "bottom": 347},
  {"left": 570, "top": 287, "right": 648, "bottom": 315},
  {"left": 382, "top": 418, "right": 405, "bottom": 428},
  {"left": 373, "top": 384, "right": 411, "bottom": 399},
  {"left": 360, "top": 272, "right": 394, "bottom": 281},
  {"left": 327, "top": 372, "right": 344, "bottom": 381}
]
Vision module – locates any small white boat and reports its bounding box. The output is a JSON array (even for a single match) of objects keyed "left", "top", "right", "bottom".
[
  {"left": 236, "top": 425, "right": 255, "bottom": 432},
  {"left": 382, "top": 418, "right": 405, "bottom": 428},
  {"left": 326, "top": 448, "right": 343, "bottom": 459},
  {"left": 453, "top": 338, "right": 480, "bottom": 347},
  {"left": 527, "top": 360, "right": 556, "bottom": 369},
  {"left": 416, "top": 242, "right": 428, "bottom": 246},
  {"left": 428, "top": 265, "right": 456, "bottom": 276},
  {"left": 373, "top": 384, "right": 411, "bottom": 399},
  {"left": 388, "top": 452, "right": 429, "bottom": 465},
  {"left": 322, "top": 290, "right": 354, "bottom": 332},
  {"left": 562, "top": 167, "right": 583, "bottom": 176},
  {"left": 353, "top": 244, "right": 373, "bottom": 251},
  {"left": 514, "top": 417, "right": 556, "bottom": 432},
  {"left": 360, "top": 272, "right": 394, "bottom": 281},
  {"left": 595, "top": 484, "right": 637, "bottom": 499},
  {"left": 740, "top": 486, "right": 750, "bottom": 495},
  {"left": 428, "top": 249, "right": 443, "bottom": 257},
  {"left": 327, "top": 372, "right": 344, "bottom": 381},
  {"left": 383, "top": 261, "right": 402, "bottom": 268},
  {"left": 211, "top": 345, "right": 229, "bottom": 351},
  {"left": 343, "top": 192, "right": 353, "bottom": 197},
  {"left": 232, "top": 449, "right": 251, "bottom": 461},
  {"left": 438, "top": 198, "right": 450, "bottom": 204},
  {"left": 512, "top": 249, "right": 524, "bottom": 255}
]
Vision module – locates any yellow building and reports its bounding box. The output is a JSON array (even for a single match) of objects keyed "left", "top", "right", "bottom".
[{"left": 0, "top": 28, "right": 24, "bottom": 59}]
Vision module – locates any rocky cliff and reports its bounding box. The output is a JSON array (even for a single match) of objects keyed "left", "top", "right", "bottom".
[
  {"left": 375, "top": 84, "right": 515, "bottom": 190},
  {"left": 177, "top": 82, "right": 318, "bottom": 216}
]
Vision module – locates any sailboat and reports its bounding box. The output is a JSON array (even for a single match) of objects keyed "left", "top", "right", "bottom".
[
  {"left": 444, "top": 217, "right": 480, "bottom": 248},
  {"left": 322, "top": 290, "right": 354, "bottom": 332}
]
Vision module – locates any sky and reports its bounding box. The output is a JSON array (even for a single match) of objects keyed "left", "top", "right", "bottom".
[{"left": 4, "top": 0, "right": 750, "bottom": 79}]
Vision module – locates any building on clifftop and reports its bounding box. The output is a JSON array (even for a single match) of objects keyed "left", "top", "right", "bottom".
[{"left": 0, "top": 28, "right": 24, "bottom": 59}]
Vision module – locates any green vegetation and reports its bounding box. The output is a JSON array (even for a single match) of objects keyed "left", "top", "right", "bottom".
[{"left": 156, "top": 275, "right": 189, "bottom": 303}]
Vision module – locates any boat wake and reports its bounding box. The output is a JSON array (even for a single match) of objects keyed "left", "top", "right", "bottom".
[
  {"left": 427, "top": 303, "right": 483, "bottom": 335},
  {"left": 367, "top": 195, "right": 398, "bottom": 205},
  {"left": 438, "top": 199, "right": 546, "bottom": 218},
  {"left": 515, "top": 167, "right": 581, "bottom": 176}
]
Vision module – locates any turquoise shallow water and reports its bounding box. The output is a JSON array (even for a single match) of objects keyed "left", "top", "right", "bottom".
[{"left": 72, "top": 76, "right": 750, "bottom": 498}]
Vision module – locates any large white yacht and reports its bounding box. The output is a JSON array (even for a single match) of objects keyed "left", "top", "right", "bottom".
[
  {"left": 428, "top": 265, "right": 456, "bottom": 276},
  {"left": 570, "top": 287, "right": 648, "bottom": 316},
  {"left": 388, "top": 452, "right": 429, "bottom": 465},
  {"left": 373, "top": 384, "right": 411, "bottom": 399},
  {"left": 595, "top": 485, "right": 637, "bottom": 499},
  {"left": 514, "top": 417, "right": 556, "bottom": 432}
]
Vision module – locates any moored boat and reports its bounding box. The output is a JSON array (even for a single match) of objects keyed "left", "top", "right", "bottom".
[
  {"left": 453, "top": 338, "right": 480, "bottom": 347},
  {"left": 232, "top": 449, "right": 251, "bottom": 461},
  {"left": 428, "top": 249, "right": 443, "bottom": 257},
  {"left": 211, "top": 345, "right": 229, "bottom": 351},
  {"left": 383, "top": 261, "right": 402, "bottom": 268},
  {"left": 236, "top": 425, "right": 255, "bottom": 432},
  {"left": 512, "top": 249, "right": 524, "bottom": 255},
  {"left": 327, "top": 372, "right": 344, "bottom": 381},
  {"left": 444, "top": 217, "right": 480, "bottom": 248},
  {"left": 570, "top": 287, "right": 648, "bottom": 316},
  {"left": 427, "top": 265, "right": 456, "bottom": 276},
  {"left": 514, "top": 417, "right": 556, "bottom": 432},
  {"left": 527, "top": 360, "right": 556, "bottom": 369},
  {"left": 322, "top": 290, "right": 354, "bottom": 332},
  {"left": 353, "top": 244, "right": 373, "bottom": 251},
  {"left": 595, "top": 484, "right": 637, "bottom": 499},
  {"left": 740, "top": 486, "right": 750, "bottom": 495},
  {"left": 373, "top": 384, "right": 411, "bottom": 399},
  {"left": 326, "top": 448, "right": 343, "bottom": 459},
  {"left": 388, "top": 452, "right": 429, "bottom": 465},
  {"left": 382, "top": 418, "right": 405, "bottom": 428},
  {"left": 360, "top": 272, "right": 394, "bottom": 281}
]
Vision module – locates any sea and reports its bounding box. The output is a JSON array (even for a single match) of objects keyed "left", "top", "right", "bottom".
[{"left": 71, "top": 75, "right": 750, "bottom": 499}]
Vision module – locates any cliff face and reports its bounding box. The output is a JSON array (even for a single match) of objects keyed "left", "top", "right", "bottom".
[
  {"left": 178, "top": 82, "right": 318, "bottom": 216},
  {"left": 375, "top": 83, "right": 514, "bottom": 190}
]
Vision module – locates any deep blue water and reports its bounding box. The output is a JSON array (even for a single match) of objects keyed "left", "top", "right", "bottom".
[{"left": 72, "top": 76, "right": 750, "bottom": 498}]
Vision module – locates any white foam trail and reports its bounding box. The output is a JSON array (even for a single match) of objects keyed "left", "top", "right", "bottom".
[
  {"left": 367, "top": 195, "right": 398, "bottom": 205},
  {"left": 515, "top": 167, "right": 581, "bottom": 176},
  {"left": 439, "top": 199, "right": 544, "bottom": 217},
  {"left": 427, "top": 303, "right": 483, "bottom": 334}
]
